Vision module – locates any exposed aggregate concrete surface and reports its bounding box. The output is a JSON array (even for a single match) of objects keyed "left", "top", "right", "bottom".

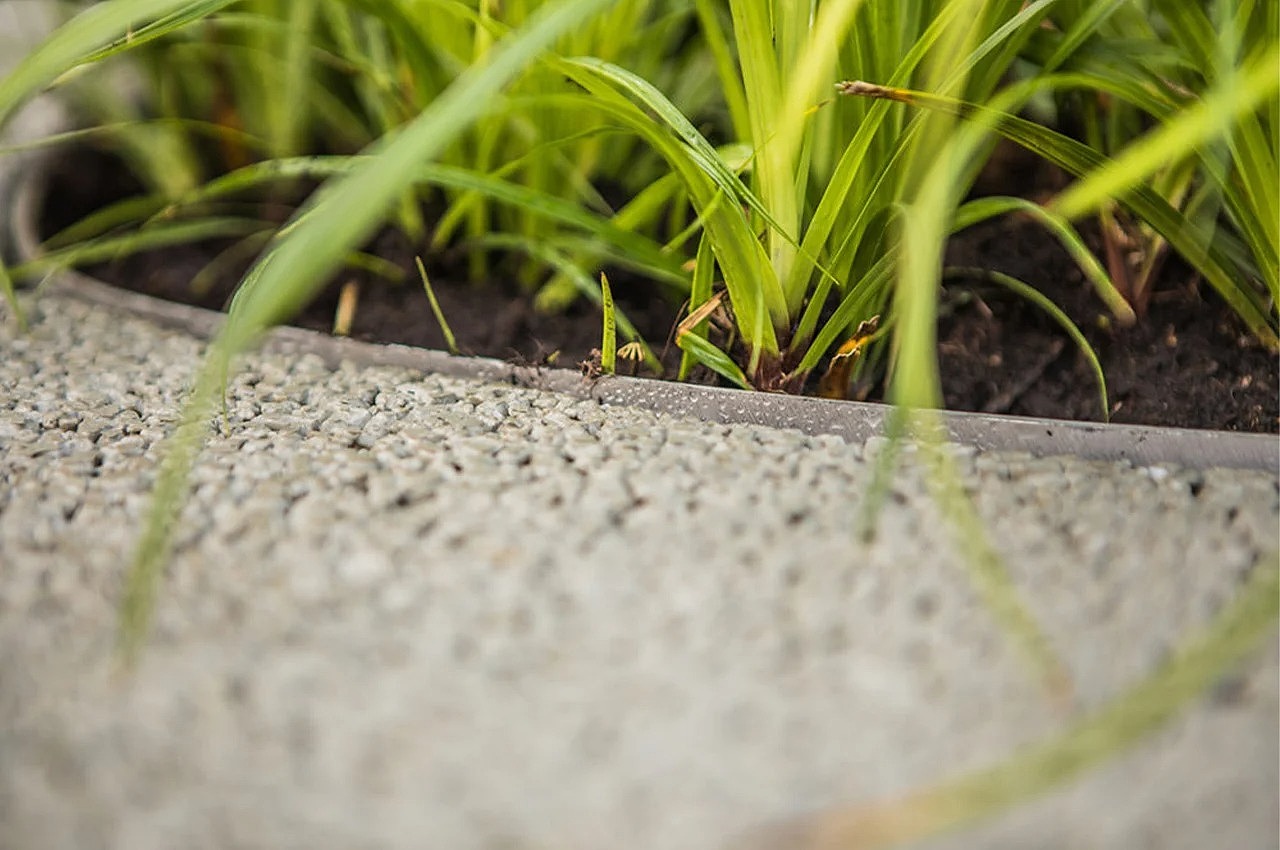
[{"left": 0, "top": 293, "right": 1277, "bottom": 850}]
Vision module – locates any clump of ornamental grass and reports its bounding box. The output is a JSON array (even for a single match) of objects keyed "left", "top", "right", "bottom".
[
  {"left": 580, "top": 0, "right": 1277, "bottom": 399},
  {"left": 1032, "top": 0, "right": 1277, "bottom": 335},
  {"left": 570, "top": 0, "right": 1127, "bottom": 401},
  {"left": 2, "top": 0, "right": 702, "bottom": 357}
]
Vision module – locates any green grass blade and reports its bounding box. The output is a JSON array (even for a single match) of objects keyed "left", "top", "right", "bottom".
[
  {"left": 676, "top": 332, "right": 751, "bottom": 390},
  {"left": 1223, "top": 113, "right": 1279, "bottom": 299},
  {"left": 789, "top": 252, "right": 895, "bottom": 379},
  {"left": 72, "top": 1, "right": 238, "bottom": 68},
  {"left": 561, "top": 56, "right": 793, "bottom": 319},
  {"left": 726, "top": 0, "right": 797, "bottom": 290},
  {"left": 1051, "top": 42, "right": 1280, "bottom": 222},
  {"left": 842, "top": 80, "right": 1278, "bottom": 347},
  {"left": 796, "top": 0, "right": 1059, "bottom": 296},
  {"left": 770, "top": 553, "right": 1279, "bottom": 849},
  {"left": 431, "top": 123, "right": 619, "bottom": 249},
  {"left": 946, "top": 267, "right": 1110, "bottom": 421},
  {"left": 532, "top": 77, "right": 781, "bottom": 357},
  {"left": 678, "top": 230, "right": 716, "bottom": 382},
  {"left": 475, "top": 232, "right": 661, "bottom": 372},
  {"left": 1149, "top": 0, "right": 1220, "bottom": 75},
  {"left": 780, "top": 0, "right": 996, "bottom": 303},
  {"left": 558, "top": 55, "right": 760, "bottom": 208},
  {"left": 167, "top": 154, "right": 685, "bottom": 285},
  {"left": 692, "top": 0, "right": 750, "bottom": 143},
  {"left": 44, "top": 193, "right": 174, "bottom": 249},
  {"left": 414, "top": 256, "right": 459, "bottom": 355},
  {"left": 784, "top": 98, "right": 895, "bottom": 301},
  {"left": 1041, "top": 0, "right": 1128, "bottom": 72},
  {"left": 0, "top": 258, "right": 25, "bottom": 332},
  {"left": 599, "top": 271, "right": 617, "bottom": 374},
  {"left": 190, "top": 230, "right": 274, "bottom": 297},
  {"left": 0, "top": 0, "right": 237, "bottom": 130},
  {"left": 118, "top": 0, "right": 625, "bottom": 663},
  {"left": 789, "top": 204, "right": 894, "bottom": 359},
  {"left": 0, "top": 118, "right": 264, "bottom": 161},
  {"left": 955, "top": 195, "right": 1134, "bottom": 324},
  {"left": 272, "top": 0, "right": 319, "bottom": 159},
  {"left": 923, "top": 411, "right": 1074, "bottom": 700},
  {"left": 12, "top": 218, "right": 268, "bottom": 280}
]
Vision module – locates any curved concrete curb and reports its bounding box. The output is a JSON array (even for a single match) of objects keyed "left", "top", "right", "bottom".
[{"left": 6, "top": 157, "right": 1277, "bottom": 473}]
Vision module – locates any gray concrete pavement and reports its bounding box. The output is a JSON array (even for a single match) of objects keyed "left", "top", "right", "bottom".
[{"left": 1, "top": 292, "right": 1276, "bottom": 850}]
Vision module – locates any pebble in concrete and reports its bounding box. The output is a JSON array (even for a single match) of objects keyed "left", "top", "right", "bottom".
[{"left": 0, "top": 294, "right": 1276, "bottom": 850}]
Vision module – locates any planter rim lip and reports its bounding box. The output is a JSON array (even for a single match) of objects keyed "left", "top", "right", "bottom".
[{"left": 5, "top": 155, "right": 1277, "bottom": 474}]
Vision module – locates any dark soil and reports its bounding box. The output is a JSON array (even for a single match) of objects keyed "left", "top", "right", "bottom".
[
  {"left": 34, "top": 147, "right": 1279, "bottom": 433},
  {"left": 939, "top": 218, "right": 1277, "bottom": 432}
]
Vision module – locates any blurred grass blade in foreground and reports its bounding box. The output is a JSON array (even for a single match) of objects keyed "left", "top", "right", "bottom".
[
  {"left": 746, "top": 555, "right": 1279, "bottom": 850},
  {"left": 111, "top": 0, "right": 625, "bottom": 661}
]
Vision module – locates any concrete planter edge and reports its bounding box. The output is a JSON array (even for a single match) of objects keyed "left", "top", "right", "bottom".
[{"left": 4, "top": 152, "right": 1276, "bottom": 474}]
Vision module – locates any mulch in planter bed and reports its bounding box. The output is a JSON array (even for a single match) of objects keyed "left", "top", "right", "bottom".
[{"left": 36, "top": 147, "right": 1278, "bottom": 434}]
